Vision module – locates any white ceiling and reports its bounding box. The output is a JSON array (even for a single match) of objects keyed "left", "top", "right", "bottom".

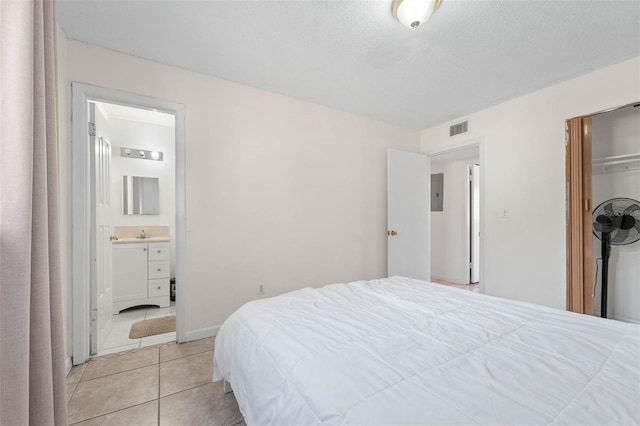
[
  {"left": 96, "top": 101, "right": 175, "bottom": 127},
  {"left": 58, "top": 0, "right": 640, "bottom": 130}
]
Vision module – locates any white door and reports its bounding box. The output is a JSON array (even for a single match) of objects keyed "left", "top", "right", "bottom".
[
  {"left": 387, "top": 150, "right": 431, "bottom": 281},
  {"left": 471, "top": 164, "right": 480, "bottom": 283},
  {"left": 89, "top": 103, "right": 113, "bottom": 354}
]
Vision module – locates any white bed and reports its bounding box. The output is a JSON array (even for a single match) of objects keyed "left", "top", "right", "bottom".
[{"left": 213, "top": 276, "right": 640, "bottom": 425}]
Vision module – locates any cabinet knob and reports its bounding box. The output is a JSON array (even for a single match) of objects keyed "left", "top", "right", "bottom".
[
  {"left": 157, "top": 250, "right": 161, "bottom": 253},
  {"left": 157, "top": 268, "right": 161, "bottom": 272},
  {"left": 143, "top": 248, "right": 147, "bottom": 251},
  {"left": 157, "top": 286, "right": 161, "bottom": 290}
]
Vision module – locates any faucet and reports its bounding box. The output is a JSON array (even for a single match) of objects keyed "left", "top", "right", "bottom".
[{"left": 139, "top": 229, "right": 146, "bottom": 239}]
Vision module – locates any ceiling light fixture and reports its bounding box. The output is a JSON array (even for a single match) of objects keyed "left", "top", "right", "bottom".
[{"left": 392, "top": 0, "right": 441, "bottom": 29}]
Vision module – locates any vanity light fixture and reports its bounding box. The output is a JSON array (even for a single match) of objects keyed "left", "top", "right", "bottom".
[
  {"left": 392, "top": 0, "right": 441, "bottom": 29},
  {"left": 120, "top": 147, "right": 163, "bottom": 161}
]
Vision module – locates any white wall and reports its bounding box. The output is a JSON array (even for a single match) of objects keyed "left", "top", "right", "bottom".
[
  {"left": 591, "top": 107, "right": 640, "bottom": 322},
  {"left": 420, "top": 57, "right": 640, "bottom": 310},
  {"left": 57, "top": 36, "right": 420, "bottom": 354},
  {"left": 107, "top": 115, "right": 176, "bottom": 276},
  {"left": 430, "top": 155, "right": 478, "bottom": 285}
]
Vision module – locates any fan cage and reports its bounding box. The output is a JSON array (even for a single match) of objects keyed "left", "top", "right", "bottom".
[{"left": 592, "top": 197, "right": 640, "bottom": 246}]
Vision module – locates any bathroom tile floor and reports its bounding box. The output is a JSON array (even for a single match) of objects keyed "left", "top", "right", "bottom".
[
  {"left": 99, "top": 302, "right": 177, "bottom": 356},
  {"left": 66, "top": 337, "right": 244, "bottom": 426}
]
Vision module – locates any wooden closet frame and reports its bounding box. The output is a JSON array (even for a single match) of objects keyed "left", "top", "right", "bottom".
[{"left": 565, "top": 102, "right": 638, "bottom": 314}]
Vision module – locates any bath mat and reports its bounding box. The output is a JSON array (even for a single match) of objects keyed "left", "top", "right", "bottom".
[{"left": 129, "top": 315, "right": 176, "bottom": 339}]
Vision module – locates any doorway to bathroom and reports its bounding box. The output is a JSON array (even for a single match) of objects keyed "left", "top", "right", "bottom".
[
  {"left": 71, "top": 84, "right": 186, "bottom": 364},
  {"left": 92, "top": 100, "right": 176, "bottom": 355}
]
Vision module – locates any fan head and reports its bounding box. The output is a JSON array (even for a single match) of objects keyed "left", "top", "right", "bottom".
[{"left": 592, "top": 198, "right": 640, "bottom": 245}]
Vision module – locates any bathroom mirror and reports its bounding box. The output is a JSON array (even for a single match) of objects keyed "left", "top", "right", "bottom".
[{"left": 122, "top": 176, "right": 160, "bottom": 215}]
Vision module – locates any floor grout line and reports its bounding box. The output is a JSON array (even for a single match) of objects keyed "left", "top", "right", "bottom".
[
  {"left": 77, "top": 361, "right": 160, "bottom": 384},
  {"left": 68, "top": 398, "right": 159, "bottom": 425},
  {"left": 67, "top": 337, "right": 219, "bottom": 424},
  {"left": 159, "top": 381, "right": 216, "bottom": 400}
]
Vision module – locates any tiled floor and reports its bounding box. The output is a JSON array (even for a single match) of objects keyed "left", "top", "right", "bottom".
[
  {"left": 66, "top": 337, "right": 245, "bottom": 426},
  {"left": 431, "top": 278, "right": 480, "bottom": 293},
  {"left": 99, "top": 303, "right": 177, "bottom": 356}
]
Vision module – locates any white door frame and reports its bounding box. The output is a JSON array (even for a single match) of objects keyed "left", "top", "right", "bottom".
[
  {"left": 426, "top": 137, "right": 485, "bottom": 293},
  {"left": 72, "top": 83, "right": 186, "bottom": 364}
]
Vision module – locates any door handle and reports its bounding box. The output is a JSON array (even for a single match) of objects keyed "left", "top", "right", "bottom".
[{"left": 387, "top": 230, "right": 398, "bottom": 236}]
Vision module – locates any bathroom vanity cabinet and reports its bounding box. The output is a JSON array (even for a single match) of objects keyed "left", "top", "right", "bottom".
[{"left": 112, "top": 241, "right": 170, "bottom": 314}]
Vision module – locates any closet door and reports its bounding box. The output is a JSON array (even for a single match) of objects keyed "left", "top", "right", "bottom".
[{"left": 566, "top": 116, "right": 593, "bottom": 315}]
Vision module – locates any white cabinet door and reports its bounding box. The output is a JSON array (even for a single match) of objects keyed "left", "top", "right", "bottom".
[
  {"left": 387, "top": 149, "right": 431, "bottom": 281},
  {"left": 112, "top": 243, "right": 148, "bottom": 304}
]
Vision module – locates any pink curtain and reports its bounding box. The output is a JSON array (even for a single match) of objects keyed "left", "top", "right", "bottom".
[{"left": 0, "top": 0, "right": 68, "bottom": 424}]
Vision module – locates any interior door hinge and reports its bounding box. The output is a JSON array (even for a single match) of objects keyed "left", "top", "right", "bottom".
[
  {"left": 90, "top": 308, "right": 97, "bottom": 321},
  {"left": 88, "top": 122, "right": 96, "bottom": 137}
]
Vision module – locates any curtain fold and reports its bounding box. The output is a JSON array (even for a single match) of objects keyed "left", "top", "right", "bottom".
[{"left": 0, "top": 0, "right": 68, "bottom": 424}]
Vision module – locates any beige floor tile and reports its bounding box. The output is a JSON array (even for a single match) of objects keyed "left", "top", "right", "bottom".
[
  {"left": 431, "top": 278, "right": 480, "bottom": 293},
  {"left": 67, "top": 382, "right": 78, "bottom": 403},
  {"left": 160, "top": 337, "right": 215, "bottom": 363},
  {"left": 70, "top": 400, "right": 158, "bottom": 426},
  {"left": 159, "top": 351, "right": 213, "bottom": 397},
  {"left": 67, "top": 363, "right": 88, "bottom": 384},
  {"left": 83, "top": 347, "right": 159, "bottom": 381},
  {"left": 159, "top": 383, "right": 242, "bottom": 426},
  {"left": 67, "top": 364, "right": 159, "bottom": 424}
]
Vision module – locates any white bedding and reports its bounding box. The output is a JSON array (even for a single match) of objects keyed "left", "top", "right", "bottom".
[{"left": 213, "top": 276, "right": 640, "bottom": 425}]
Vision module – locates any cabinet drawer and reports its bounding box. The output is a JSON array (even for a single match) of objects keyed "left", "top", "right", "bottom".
[
  {"left": 148, "top": 279, "right": 170, "bottom": 297},
  {"left": 148, "top": 243, "right": 170, "bottom": 261},
  {"left": 148, "top": 260, "right": 170, "bottom": 279}
]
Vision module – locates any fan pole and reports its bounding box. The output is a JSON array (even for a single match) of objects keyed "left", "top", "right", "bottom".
[{"left": 601, "top": 232, "right": 611, "bottom": 318}]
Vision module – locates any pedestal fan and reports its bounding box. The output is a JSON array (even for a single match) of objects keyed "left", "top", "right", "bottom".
[{"left": 592, "top": 197, "right": 640, "bottom": 318}]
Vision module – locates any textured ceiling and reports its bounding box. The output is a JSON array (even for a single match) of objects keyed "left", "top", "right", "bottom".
[{"left": 58, "top": 0, "right": 640, "bottom": 130}]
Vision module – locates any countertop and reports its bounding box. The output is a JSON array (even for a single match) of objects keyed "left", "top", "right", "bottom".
[{"left": 112, "top": 237, "right": 170, "bottom": 244}]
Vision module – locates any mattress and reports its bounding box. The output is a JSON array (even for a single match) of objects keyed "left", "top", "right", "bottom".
[{"left": 213, "top": 276, "right": 640, "bottom": 425}]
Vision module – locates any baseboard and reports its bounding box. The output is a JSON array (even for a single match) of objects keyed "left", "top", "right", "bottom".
[
  {"left": 430, "top": 274, "right": 467, "bottom": 285},
  {"left": 185, "top": 325, "right": 220, "bottom": 342},
  {"left": 65, "top": 357, "right": 73, "bottom": 376},
  {"left": 593, "top": 311, "right": 639, "bottom": 323}
]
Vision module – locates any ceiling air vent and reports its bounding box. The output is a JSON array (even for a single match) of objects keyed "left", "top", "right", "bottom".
[{"left": 449, "top": 121, "right": 468, "bottom": 137}]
